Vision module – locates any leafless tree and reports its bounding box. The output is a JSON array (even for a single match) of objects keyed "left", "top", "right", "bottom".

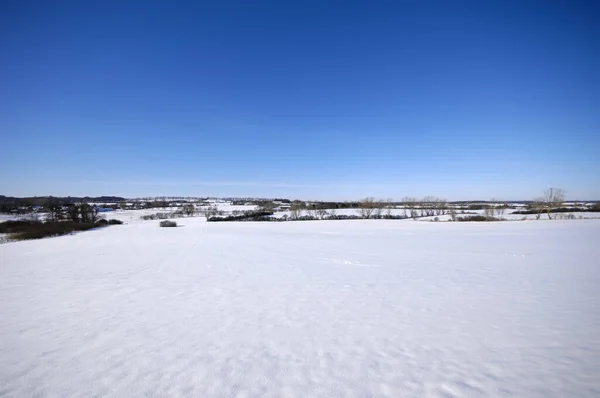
[
  {"left": 421, "top": 196, "right": 437, "bottom": 217},
  {"left": 410, "top": 208, "right": 418, "bottom": 219},
  {"left": 543, "top": 188, "right": 565, "bottom": 220},
  {"left": 435, "top": 198, "right": 447, "bottom": 215},
  {"left": 204, "top": 206, "right": 219, "bottom": 219},
  {"left": 68, "top": 204, "right": 80, "bottom": 222},
  {"left": 373, "top": 199, "right": 386, "bottom": 219},
  {"left": 418, "top": 200, "right": 426, "bottom": 217},
  {"left": 78, "top": 204, "right": 99, "bottom": 223},
  {"left": 449, "top": 207, "right": 457, "bottom": 221},
  {"left": 484, "top": 199, "right": 496, "bottom": 220},
  {"left": 497, "top": 202, "right": 506, "bottom": 216},
  {"left": 374, "top": 207, "right": 383, "bottom": 219},
  {"left": 307, "top": 207, "right": 319, "bottom": 219},
  {"left": 358, "top": 197, "right": 376, "bottom": 219},
  {"left": 316, "top": 209, "right": 328, "bottom": 220},
  {"left": 483, "top": 206, "right": 495, "bottom": 221},
  {"left": 259, "top": 201, "right": 276, "bottom": 213},
  {"left": 401, "top": 197, "right": 416, "bottom": 219},
  {"left": 290, "top": 202, "right": 303, "bottom": 220},
  {"left": 88, "top": 204, "right": 99, "bottom": 223},
  {"left": 383, "top": 198, "right": 393, "bottom": 218},
  {"left": 400, "top": 197, "right": 408, "bottom": 218},
  {"left": 183, "top": 204, "right": 195, "bottom": 217},
  {"left": 530, "top": 198, "right": 544, "bottom": 220},
  {"left": 48, "top": 200, "right": 63, "bottom": 222}
]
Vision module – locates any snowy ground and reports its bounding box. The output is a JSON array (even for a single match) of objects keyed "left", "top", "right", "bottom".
[{"left": 1, "top": 219, "right": 599, "bottom": 397}]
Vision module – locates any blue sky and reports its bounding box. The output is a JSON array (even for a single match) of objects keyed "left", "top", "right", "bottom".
[{"left": 1, "top": 0, "right": 598, "bottom": 200}]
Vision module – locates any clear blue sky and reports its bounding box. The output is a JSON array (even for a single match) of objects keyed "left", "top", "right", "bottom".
[{"left": 1, "top": 0, "right": 598, "bottom": 200}]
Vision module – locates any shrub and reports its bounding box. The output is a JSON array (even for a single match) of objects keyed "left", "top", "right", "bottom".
[
  {"left": 6, "top": 221, "right": 100, "bottom": 240},
  {"left": 96, "top": 219, "right": 109, "bottom": 225},
  {"left": 455, "top": 215, "right": 498, "bottom": 222},
  {"left": 207, "top": 211, "right": 274, "bottom": 222},
  {"left": 107, "top": 219, "right": 123, "bottom": 225},
  {"left": 0, "top": 219, "right": 42, "bottom": 234},
  {"left": 160, "top": 220, "right": 177, "bottom": 227},
  {"left": 467, "top": 204, "right": 487, "bottom": 210},
  {"left": 512, "top": 207, "right": 594, "bottom": 215}
]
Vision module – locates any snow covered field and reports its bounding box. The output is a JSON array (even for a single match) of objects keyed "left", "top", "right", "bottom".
[{"left": 1, "top": 218, "right": 599, "bottom": 397}]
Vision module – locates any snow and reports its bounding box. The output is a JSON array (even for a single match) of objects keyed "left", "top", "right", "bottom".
[
  {"left": 1, "top": 219, "right": 599, "bottom": 397},
  {"left": 0, "top": 213, "right": 45, "bottom": 222}
]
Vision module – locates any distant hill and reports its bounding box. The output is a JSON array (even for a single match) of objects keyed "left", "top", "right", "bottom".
[{"left": 0, "top": 196, "right": 126, "bottom": 209}]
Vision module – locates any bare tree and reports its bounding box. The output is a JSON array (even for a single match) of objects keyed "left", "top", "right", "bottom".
[
  {"left": 183, "top": 204, "right": 195, "bottom": 217},
  {"left": 421, "top": 196, "right": 437, "bottom": 217},
  {"left": 483, "top": 206, "right": 495, "bottom": 221},
  {"left": 529, "top": 198, "right": 544, "bottom": 220},
  {"left": 497, "top": 203, "right": 506, "bottom": 216},
  {"left": 435, "top": 198, "right": 447, "bottom": 216},
  {"left": 316, "top": 209, "right": 328, "bottom": 220},
  {"left": 77, "top": 203, "right": 99, "bottom": 223},
  {"left": 410, "top": 208, "right": 418, "bottom": 219},
  {"left": 68, "top": 204, "right": 80, "bottom": 222},
  {"left": 258, "top": 201, "right": 276, "bottom": 213},
  {"left": 90, "top": 205, "right": 99, "bottom": 222},
  {"left": 418, "top": 199, "right": 426, "bottom": 217},
  {"left": 484, "top": 199, "right": 496, "bottom": 220},
  {"left": 384, "top": 198, "right": 393, "bottom": 218},
  {"left": 290, "top": 202, "right": 303, "bottom": 220},
  {"left": 449, "top": 207, "right": 457, "bottom": 221},
  {"left": 358, "top": 197, "right": 376, "bottom": 219},
  {"left": 543, "top": 188, "right": 565, "bottom": 220},
  {"left": 204, "top": 206, "right": 219, "bottom": 219},
  {"left": 48, "top": 200, "right": 63, "bottom": 222},
  {"left": 373, "top": 199, "right": 386, "bottom": 219},
  {"left": 401, "top": 197, "right": 417, "bottom": 219},
  {"left": 400, "top": 197, "right": 408, "bottom": 218}
]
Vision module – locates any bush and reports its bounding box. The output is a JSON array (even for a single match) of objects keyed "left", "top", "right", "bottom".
[
  {"left": 160, "top": 220, "right": 177, "bottom": 227},
  {"left": 5, "top": 221, "right": 100, "bottom": 240},
  {"left": 107, "top": 219, "right": 123, "bottom": 225},
  {"left": 0, "top": 219, "right": 42, "bottom": 234},
  {"left": 512, "top": 207, "right": 596, "bottom": 215},
  {"left": 467, "top": 204, "right": 487, "bottom": 210},
  {"left": 455, "top": 215, "right": 499, "bottom": 222},
  {"left": 96, "top": 219, "right": 109, "bottom": 225},
  {"left": 142, "top": 211, "right": 189, "bottom": 221},
  {"left": 207, "top": 211, "right": 274, "bottom": 222}
]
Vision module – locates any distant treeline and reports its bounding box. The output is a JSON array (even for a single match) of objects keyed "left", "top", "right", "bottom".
[
  {"left": 0, "top": 196, "right": 126, "bottom": 213},
  {"left": 512, "top": 206, "right": 600, "bottom": 215}
]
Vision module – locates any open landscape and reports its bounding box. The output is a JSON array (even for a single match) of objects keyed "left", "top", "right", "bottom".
[
  {"left": 1, "top": 204, "right": 600, "bottom": 397},
  {"left": 3, "top": 1, "right": 598, "bottom": 396}
]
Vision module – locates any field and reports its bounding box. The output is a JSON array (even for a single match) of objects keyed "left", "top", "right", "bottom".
[{"left": 1, "top": 216, "right": 599, "bottom": 397}]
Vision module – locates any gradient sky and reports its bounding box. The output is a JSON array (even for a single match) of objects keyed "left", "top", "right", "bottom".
[{"left": 1, "top": 0, "right": 598, "bottom": 200}]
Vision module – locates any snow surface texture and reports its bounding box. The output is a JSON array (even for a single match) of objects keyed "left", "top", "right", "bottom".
[{"left": 1, "top": 219, "right": 599, "bottom": 397}]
